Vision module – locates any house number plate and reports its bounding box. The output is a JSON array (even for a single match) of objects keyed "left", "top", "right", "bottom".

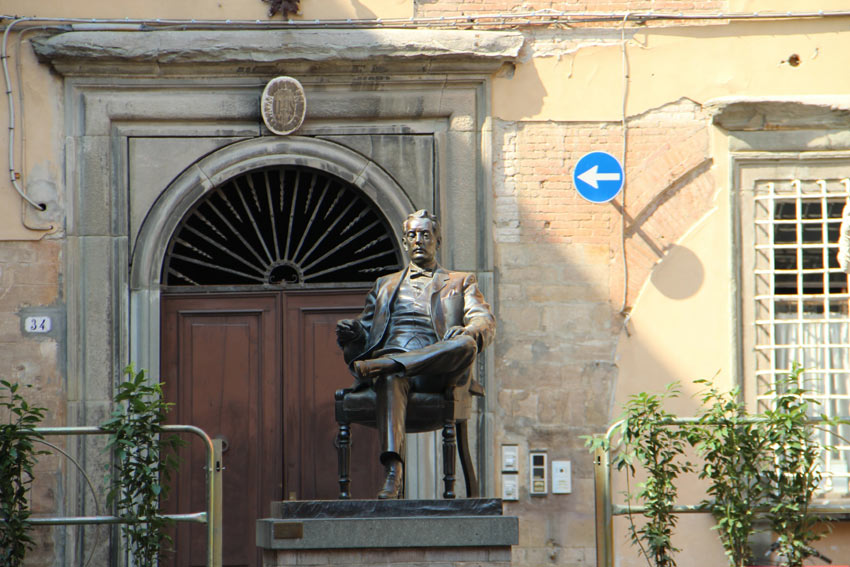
[{"left": 25, "top": 316, "right": 52, "bottom": 333}]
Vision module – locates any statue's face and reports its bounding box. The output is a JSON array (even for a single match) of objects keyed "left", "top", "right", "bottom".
[{"left": 403, "top": 218, "right": 439, "bottom": 268}]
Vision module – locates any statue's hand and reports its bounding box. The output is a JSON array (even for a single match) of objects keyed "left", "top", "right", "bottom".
[
  {"left": 442, "top": 325, "right": 467, "bottom": 341},
  {"left": 336, "top": 319, "right": 363, "bottom": 345}
]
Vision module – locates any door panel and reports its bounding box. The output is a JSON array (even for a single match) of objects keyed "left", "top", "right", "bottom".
[
  {"left": 161, "top": 290, "right": 381, "bottom": 567},
  {"left": 162, "top": 294, "right": 280, "bottom": 567},
  {"left": 283, "top": 291, "right": 383, "bottom": 500}
]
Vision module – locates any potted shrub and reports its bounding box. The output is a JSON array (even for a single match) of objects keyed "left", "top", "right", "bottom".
[
  {"left": 691, "top": 379, "right": 770, "bottom": 567},
  {"left": 0, "top": 380, "right": 47, "bottom": 567},
  {"left": 586, "top": 382, "right": 694, "bottom": 567},
  {"left": 589, "top": 365, "right": 845, "bottom": 567},
  {"left": 102, "top": 365, "right": 182, "bottom": 567},
  {"left": 759, "top": 364, "right": 836, "bottom": 567}
]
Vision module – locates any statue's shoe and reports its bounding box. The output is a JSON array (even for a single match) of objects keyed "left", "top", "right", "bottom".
[
  {"left": 377, "top": 460, "right": 403, "bottom": 499},
  {"left": 354, "top": 358, "right": 401, "bottom": 379}
]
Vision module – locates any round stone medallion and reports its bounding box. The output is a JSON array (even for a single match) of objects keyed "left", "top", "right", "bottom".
[{"left": 261, "top": 76, "right": 307, "bottom": 136}]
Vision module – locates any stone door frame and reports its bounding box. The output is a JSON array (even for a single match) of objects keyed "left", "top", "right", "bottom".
[{"left": 33, "top": 27, "right": 521, "bottom": 563}]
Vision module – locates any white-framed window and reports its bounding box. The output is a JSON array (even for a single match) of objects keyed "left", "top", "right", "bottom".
[{"left": 739, "top": 159, "right": 850, "bottom": 493}]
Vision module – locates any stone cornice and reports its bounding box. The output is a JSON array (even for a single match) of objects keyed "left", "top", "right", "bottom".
[
  {"left": 708, "top": 96, "right": 850, "bottom": 131},
  {"left": 31, "top": 28, "right": 524, "bottom": 77}
]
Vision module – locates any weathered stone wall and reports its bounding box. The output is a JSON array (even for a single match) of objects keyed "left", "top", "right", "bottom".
[
  {"left": 0, "top": 240, "right": 64, "bottom": 567},
  {"left": 490, "top": 94, "right": 716, "bottom": 564}
]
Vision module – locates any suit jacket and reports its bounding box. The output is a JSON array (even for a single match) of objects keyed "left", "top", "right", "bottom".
[{"left": 342, "top": 266, "right": 495, "bottom": 370}]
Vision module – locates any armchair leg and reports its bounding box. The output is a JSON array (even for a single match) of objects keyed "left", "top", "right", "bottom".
[
  {"left": 457, "top": 420, "right": 479, "bottom": 498},
  {"left": 442, "top": 419, "right": 457, "bottom": 499},
  {"left": 336, "top": 422, "right": 351, "bottom": 499}
]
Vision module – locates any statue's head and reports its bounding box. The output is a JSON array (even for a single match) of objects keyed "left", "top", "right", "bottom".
[{"left": 402, "top": 209, "right": 440, "bottom": 268}]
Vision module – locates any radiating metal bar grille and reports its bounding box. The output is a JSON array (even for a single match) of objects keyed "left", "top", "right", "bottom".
[
  {"left": 162, "top": 165, "right": 403, "bottom": 286},
  {"left": 752, "top": 177, "right": 850, "bottom": 492}
]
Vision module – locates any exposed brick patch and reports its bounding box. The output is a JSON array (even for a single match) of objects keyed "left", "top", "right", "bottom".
[
  {"left": 620, "top": 99, "right": 714, "bottom": 305},
  {"left": 493, "top": 99, "right": 713, "bottom": 317},
  {"left": 494, "top": 121, "right": 621, "bottom": 247},
  {"left": 493, "top": 100, "right": 714, "bottom": 309}
]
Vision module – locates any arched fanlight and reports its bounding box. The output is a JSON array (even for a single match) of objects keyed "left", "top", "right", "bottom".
[{"left": 162, "top": 165, "right": 403, "bottom": 286}]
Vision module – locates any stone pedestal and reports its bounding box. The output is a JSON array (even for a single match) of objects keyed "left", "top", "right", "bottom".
[{"left": 257, "top": 499, "right": 518, "bottom": 567}]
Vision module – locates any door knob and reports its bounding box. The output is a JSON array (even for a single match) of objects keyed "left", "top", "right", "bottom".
[{"left": 214, "top": 434, "right": 230, "bottom": 453}]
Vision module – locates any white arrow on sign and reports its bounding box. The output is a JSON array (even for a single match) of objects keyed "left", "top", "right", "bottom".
[{"left": 576, "top": 165, "right": 621, "bottom": 189}]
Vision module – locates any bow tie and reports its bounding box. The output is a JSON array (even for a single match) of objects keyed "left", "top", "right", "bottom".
[{"left": 409, "top": 267, "right": 435, "bottom": 279}]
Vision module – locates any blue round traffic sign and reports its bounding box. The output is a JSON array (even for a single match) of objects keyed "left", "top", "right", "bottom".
[{"left": 573, "top": 151, "right": 624, "bottom": 203}]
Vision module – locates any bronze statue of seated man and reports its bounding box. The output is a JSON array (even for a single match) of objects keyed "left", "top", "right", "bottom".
[{"left": 336, "top": 209, "right": 495, "bottom": 499}]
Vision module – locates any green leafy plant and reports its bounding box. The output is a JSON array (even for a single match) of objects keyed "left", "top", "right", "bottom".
[
  {"left": 0, "top": 380, "right": 48, "bottom": 567},
  {"left": 588, "top": 367, "right": 844, "bottom": 567},
  {"left": 691, "top": 380, "right": 769, "bottom": 567},
  {"left": 587, "top": 382, "right": 694, "bottom": 567},
  {"left": 761, "top": 363, "right": 833, "bottom": 567},
  {"left": 101, "top": 365, "right": 182, "bottom": 567}
]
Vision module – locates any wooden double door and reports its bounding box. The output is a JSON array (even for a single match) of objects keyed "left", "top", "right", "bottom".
[{"left": 160, "top": 290, "right": 382, "bottom": 567}]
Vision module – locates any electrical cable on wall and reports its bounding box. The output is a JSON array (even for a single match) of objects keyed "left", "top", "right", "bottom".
[
  {"left": 619, "top": 12, "right": 630, "bottom": 323},
  {"left": 2, "top": 18, "right": 47, "bottom": 211},
  {"left": 4, "top": 10, "right": 850, "bottom": 29}
]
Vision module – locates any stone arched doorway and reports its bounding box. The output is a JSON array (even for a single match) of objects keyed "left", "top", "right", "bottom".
[{"left": 131, "top": 137, "right": 413, "bottom": 567}]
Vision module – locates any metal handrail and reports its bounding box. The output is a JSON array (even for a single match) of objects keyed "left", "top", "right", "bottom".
[
  {"left": 593, "top": 416, "right": 850, "bottom": 567},
  {"left": 28, "top": 425, "right": 222, "bottom": 567}
]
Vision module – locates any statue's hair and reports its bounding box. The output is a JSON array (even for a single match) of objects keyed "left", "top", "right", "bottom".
[{"left": 403, "top": 209, "right": 441, "bottom": 243}]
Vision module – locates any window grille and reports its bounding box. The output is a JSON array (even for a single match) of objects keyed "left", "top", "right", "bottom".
[
  {"left": 162, "top": 165, "right": 403, "bottom": 287},
  {"left": 751, "top": 177, "right": 850, "bottom": 493}
]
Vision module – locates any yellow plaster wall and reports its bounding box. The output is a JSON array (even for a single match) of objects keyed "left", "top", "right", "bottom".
[
  {"left": 613, "top": 147, "right": 734, "bottom": 565},
  {"left": 0, "top": 194, "right": 44, "bottom": 240},
  {"left": 493, "top": 18, "right": 850, "bottom": 122},
  {"left": 615, "top": 202, "right": 733, "bottom": 413},
  {"left": 0, "top": 34, "right": 63, "bottom": 240},
  {"left": 0, "top": 0, "right": 412, "bottom": 20}
]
